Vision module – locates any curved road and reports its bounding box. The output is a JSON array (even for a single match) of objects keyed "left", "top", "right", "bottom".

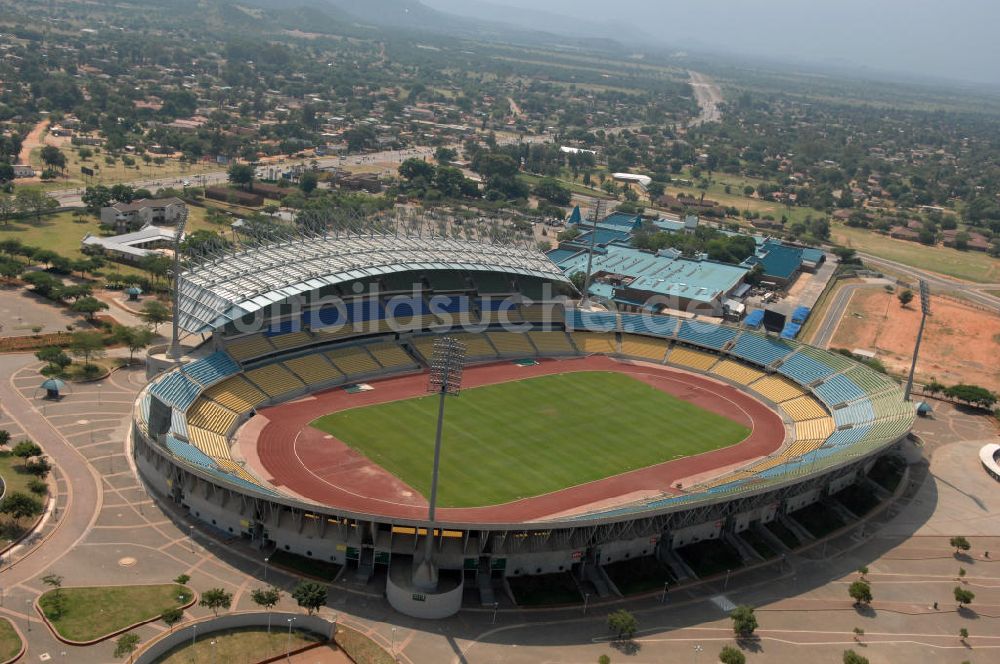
[
  {"left": 0, "top": 354, "right": 103, "bottom": 597},
  {"left": 857, "top": 252, "right": 1000, "bottom": 312}
]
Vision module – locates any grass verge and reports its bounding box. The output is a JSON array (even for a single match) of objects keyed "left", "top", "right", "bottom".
[
  {"left": 0, "top": 617, "right": 21, "bottom": 662},
  {"left": 157, "top": 627, "right": 321, "bottom": 664},
  {"left": 38, "top": 584, "right": 192, "bottom": 642},
  {"left": 335, "top": 624, "right": 395, "bottom": 664}
]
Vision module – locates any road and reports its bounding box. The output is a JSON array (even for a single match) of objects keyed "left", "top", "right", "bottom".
[
  {"left": 688, "top": 70, "right": 723, "bottom": 126},
  {"left": 809, "top": 278, "right": 892, "bottom": 348},
  {"left": 856, "top": 252, "right": 1000, "bottom": 312}
]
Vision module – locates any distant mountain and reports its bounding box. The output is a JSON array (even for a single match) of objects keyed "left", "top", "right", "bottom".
[
  {"left": 323, "top": 0, "right": 460, "bottom": 30},
  {"left": 421, "top": 0, "right": 653, "bottom": 44}
]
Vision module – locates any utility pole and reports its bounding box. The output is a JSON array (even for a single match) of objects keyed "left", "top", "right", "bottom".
[{"left": 903, "top": 280, "right": 931, "bottom": 401}]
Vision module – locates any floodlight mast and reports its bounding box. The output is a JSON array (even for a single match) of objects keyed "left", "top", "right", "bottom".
[
  {"left": 903, "top": 280, "right": 931, "bottom": 401},
  {"left": 413, "top": 337, "right": 466, "bottom": 591},
  {"left": 166, "top": 207, "right": 189, "bottom": 361},
  {"left": 580, "top": 199, "right": 604, "bottom": 308}
]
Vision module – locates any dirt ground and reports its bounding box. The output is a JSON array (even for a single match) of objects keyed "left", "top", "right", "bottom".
[{"left": 830, "top": 287, "right": 1000, "bottom": 392}]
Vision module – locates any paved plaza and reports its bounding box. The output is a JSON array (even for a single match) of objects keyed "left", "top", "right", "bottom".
[{"left": 0, "top": 352, "right": 997, "bottom": 663}]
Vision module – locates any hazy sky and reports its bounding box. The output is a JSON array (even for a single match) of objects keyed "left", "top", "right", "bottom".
[{"left": 425, "top": 0, "right": 1000, "bottom": 86}]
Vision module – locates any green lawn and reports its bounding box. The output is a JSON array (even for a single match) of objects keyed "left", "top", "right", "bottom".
[
  {"left": 0, "top": 451, "right": 46, "bottom": 547},
  {"left": 832, "top": 223, "right": 1000, "bottom": 283},
  {"left": 158, "top": 628, "right": 322, "bottom": 664},
  {"left": 311, "top": 371, "right": 749, "bottom": 507},
  {"left": 38, "top": 584, "right": 192, "bottom": 642},
  {"left": 0, "top": 618, "right": 21, "bottom": 662}
]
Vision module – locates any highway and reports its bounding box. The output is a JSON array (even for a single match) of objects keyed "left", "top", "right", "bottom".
[{"left": 856, "top": 252, "right": 1000, "bottom": 312}]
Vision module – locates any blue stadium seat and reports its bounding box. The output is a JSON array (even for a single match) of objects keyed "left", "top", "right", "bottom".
[
  {"left": 833, "top": 400, "right": 877, "bottom": 427},
  {"left": 568, "top": 309, "right": 618, "bottom": 332},
  {"left": 183, "top": 352, "right": 241, "bottom": 387},
  {"left": 171, "top": 409, "right": 189, "bottom": 440},
  {"left": 164, "top": 435, "right": 214, "bottom": 468},
  {"left": 619, "top": 312, "right": 679, "bottom": 338},
  {"left": 814, "top": 374, "right": 866, "bottom": 405},
  {"left": 729, "top": 332, "right": 794, "bottom": 366},
  {"left": 150, "top": 371, "right": 201, "bottom": 411},
  {"left": 676, "top": 320, "right": 738, "bottom": 350},
  {"left": 777, "top": 351, "right": 837, "bottom": 385}
]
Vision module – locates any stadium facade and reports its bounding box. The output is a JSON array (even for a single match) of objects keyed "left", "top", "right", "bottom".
[{"left": 132, "top": 231, "right": 914, "bottom": 614}]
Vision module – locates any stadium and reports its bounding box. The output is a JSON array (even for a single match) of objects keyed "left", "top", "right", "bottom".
[{"left": 131, "top": 226, "right": 915, "bottom": 618}]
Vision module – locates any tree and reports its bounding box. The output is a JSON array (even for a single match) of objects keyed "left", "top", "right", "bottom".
[
  {"left": 570, "top": 270, "right": 587, "bottom": 292},
  {"left": 70, "top": 330, "right": 106, "bottom": 367},
  {"left": 174, "top": 574, "right": 190, "bottom": 585},
  {"left": 729, "top": 605, "right": 758, "bottom": 638},
  {"left": 139, "top": 253, "right": 172, "bottom": 286},
  {"left": 950, "top": 536, "right": 971, "bottom": 554},
  {"left": 398, "top": 157, "right": 436, "bottom": 183},
  {"left": 36, "top": 346, "right": 71, "bottom": 375},
  {"left": 299, "top": 171, "right": 318, "bottom": 194},
  {"left": 161, "top": 607, "right": 183, "bottom": 631},
  {"left": 110, "top": 184, "right": 135, "bottom": 204},
  {"left": 857, "top": 566, "right": 869, "bottom": 580},
  {"left": 112, "top": 325, "right": 154, "bottom": 365},
  {"left": 954, "top": 586, "right": 975, "bottom": 607},
  {"left": 0, "top": 195, "right": 16, "bottom": 226},
  {"left": 848, "top": 580, "right": 872, "bottom": 606},
  {"left": 606, "top": 609, "right": 638, "bottom": 641},
  {"left": 251, "top": 586, "right": 281, "bottom": 612},
  {"left": 958, "top": 567, "right": 967, "bottom": 582},
  {"left": 114, "top": 633, "right": 140, "bottom": 661},
  {"left": 82, "top": 185, "right": 112, "bottom": 214},
  {"left": 943, "top": 385, "right": 997, "bottom": 410},
  {"left": 40, "top": 146, "right": 67, "bottom": 172},
  {"left": 843, "top": 650, "right": 869, "bottom": 664},
  {"left": 70, "top": 296, "right": 108, "bottom": 322},
  {"left": 852, "top": 626, "right": 864, "bottom": 641},
  {"left": 12, "top": 440, "right": 42, "bottom": 461},
  {"left": 228, "top": 163, "right": 255, "bottom": 191},
  {"left": 291, "top": 581, "right": 327, "bottom": 615},
  {"left": 14, "top": 189, "right": 58, "bottom": 223},
  {"left": 0, "top": 430, "right": 9, "bottom": 448},
  {"left": 140, "top": 300, "right": 171, "bottom": 331},
  {"left": 719, "top": 645, "right": 746, "bottom": 664},
  {"left": 199, "top": 587, "right": 233, "bottom": 616},
  {"left": 0, "top": 491, "right": 44, "bottom": 520},
  {"left": 959, "top": 627, "right": 969, "bottom": 641},
  {"left": 532, "top": 178, "right": 572, "bottom": 206},
  {"left": 41, "top": 574, "right": 65, "bottom": 619},
  {"left": 897, "top": 289, "right": 914, "bottom": 307}
]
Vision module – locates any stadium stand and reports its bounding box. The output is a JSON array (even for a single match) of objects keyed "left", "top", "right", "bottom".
[
  {"left": 150, "top": 371, "right": 201, "bottom": 411},
  {"left": 795, "top": 417, "right": 835, "bottom": 441},
  {"left": 486, "top": 331, "right": 536, "bottom": 356},
  {"left": 619, "top": 312, "right": 681, "bottom": 338},
  {"left": 367, "top": 342, "right": 418, "bottom": 370},
  {"left": 749, "top": 374, "right": 806, "bottom": 403},
  {"left": 412, "top": 333, "right": 498, "bottom": 362},
  {"left": 188, "top": 425, "right": 231, "bottom": 458},
  {"left": 224, "top": 334, "right": 275, "bottom": 362},
  {"left": 711, "top": 359, "right": 765, "bottom": 385},
  {"left": 283, "top": 354, "right": 344, "bottom": 387},
  {"left": 797, "top": 345, "right": 855, "bottom": 373},
  {"left": 666, "top": 346, "right": 719, "bottom": 372},
  {"left": 569, "top": 308, "right": 618, "bottom": 332},
  {"left": 814, "top": 374, "right": 866, "bottom": 406},
  {"left": 183, "top": 352, "right": 241, "bottom": 387},
  {"left": 842, "top": 366, "right": 899, "bottom": 395},
  {"left": 526, "top": 331, "right": 576, "bottom": 355},
  {"left": 833, "top": 400, "right": 878, "bottom": 428},
  {"left": 245, "top": 364, "right": 306, "bottom": 399},
  {"left": 205, "top": 376, "right": 268, "bottom": 412},
  {"left": 676, "top": 320, "right": 738, "bottom": 350},
  {"left": 730, "top": 332, "right": 794, "bottom": 367},
  {"left": 619, "top": 334, "right": 670, "bottom": 362},
  {"left": 571, "top": 332, "right": 618, "bottom": 355},
  {"left": 521, "top": 303, "right": 560, "bottom": 323},
  {"left": 326, "top": 346, "right": 381, "bottom": 376},
  {"left": 268, "top": 330, "right": 314, "bottom": 352},
  {"left": 777, "top": 350, "right": 838, "bottom": 384},
  {"left": 781, "top": 395, "right": 828, "bottom": 421},
  {"left": 186, "top": 398, "right": 239, "bottom": 435}
]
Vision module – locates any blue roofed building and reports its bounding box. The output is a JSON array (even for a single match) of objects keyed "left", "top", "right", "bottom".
[
  {"left": 553, "top": 244, "right": 748, "bottom": 316},
  {"left": 742, "top": 239, "right": 804, "bottom": 286}
]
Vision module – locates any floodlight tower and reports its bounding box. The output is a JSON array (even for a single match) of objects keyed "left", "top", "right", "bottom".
[
  {"left": 412, "top": 336, "right": 466, "bottom": 591},
  {"left": 903, "top": 280, "right": 931, "bottom": 401},
  {"left": 166, "top": 207, "right": 189, "bottom": 361},
  {"left": 580, "top": 199, "right": 604, "bottom": 308}
]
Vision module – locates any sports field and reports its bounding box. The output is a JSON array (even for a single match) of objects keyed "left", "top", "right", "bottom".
[{"left": 310, "top": 371, "right": 750, "bottom": 508}]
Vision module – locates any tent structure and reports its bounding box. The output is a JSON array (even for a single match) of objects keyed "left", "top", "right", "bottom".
[{"left": 40, "top": 378, "right": 67, "bottom": 399}]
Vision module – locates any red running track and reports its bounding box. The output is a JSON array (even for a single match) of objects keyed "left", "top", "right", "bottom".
[{"left": 244, "top": 355, "right": 785, "bottom": 524}]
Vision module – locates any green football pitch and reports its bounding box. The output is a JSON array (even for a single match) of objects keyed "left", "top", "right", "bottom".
[{"left": 310, "top": 371, "right": 750, "bottom": 508}]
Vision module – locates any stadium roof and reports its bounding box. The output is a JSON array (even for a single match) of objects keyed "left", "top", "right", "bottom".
[
  {"left": 554, "top": 244, "right": 747, "bottom": 305},
  {"left": 177, "top": 234, "right": 569, "bottom": 333}
]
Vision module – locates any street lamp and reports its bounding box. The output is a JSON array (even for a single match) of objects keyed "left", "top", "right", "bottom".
[
  {"left": 210, "top": 639, "right": 217, "bottom": 664},
  {"left": 286, "top": 617, "right": 296, "bottom": 661},
  {"left": 264, "top": 556, "right": 269, "bottom": 583},
  {"left": 660, "top": 582, "right": 669, "bottom": 604},
  {"left": 491, "top": 601, "right": 499, "bottom": 624},
  {"left": 412, "top": 337, "right": 466, "bottom": 592},
  {"left": 583, "top": 592, "right": 590, "bottom": 615},
  {"left": 391, "top": 626, "right": 397, "bottom": 655},
  {"left": 189, "top": 524, "right": 195, "bottom": 553}
]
